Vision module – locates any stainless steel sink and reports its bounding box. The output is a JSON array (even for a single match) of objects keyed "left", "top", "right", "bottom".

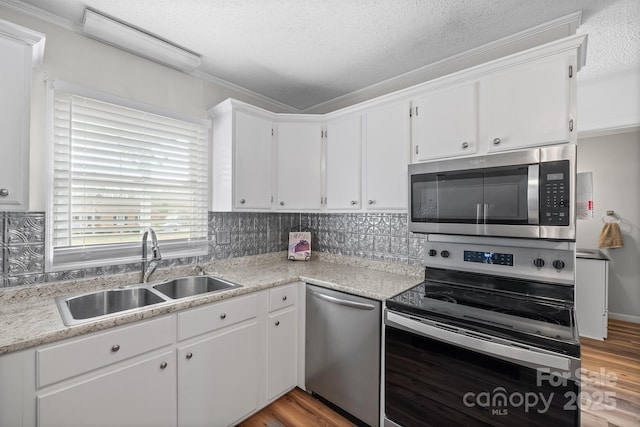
[
  {"left": 152, "top": 275, "right": 241, "bottom": 299},
  {"left": 56, "top": 274, "right": 241, "bottom": 326},
  {"left": 56, "top": 287, "right": 169, "bottom": 326}
]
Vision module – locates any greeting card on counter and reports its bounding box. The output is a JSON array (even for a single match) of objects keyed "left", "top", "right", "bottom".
[{"left": 288, "top": 232, "right": 311, "bottom": 261}]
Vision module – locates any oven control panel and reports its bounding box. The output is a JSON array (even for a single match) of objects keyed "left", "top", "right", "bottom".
[
  {"left": 424, "top": 239, "right": 575, "bottom": 284},
  {"left": 463, "top": 250, "right": 513, "bottom": 266}
]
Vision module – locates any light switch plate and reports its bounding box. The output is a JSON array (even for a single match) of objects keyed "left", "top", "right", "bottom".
[{"left": 216, "top": 230, "right": 231, "bottom": 245}]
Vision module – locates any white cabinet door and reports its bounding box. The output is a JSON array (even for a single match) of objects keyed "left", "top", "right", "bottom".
[
  {"left": 178, "top": 322, "right": 259, "bottom": 427},
  {"left": 268, "top": 307, "right": 297, "bottom": 400},
  {"left": 364, "top": 102, "right": 410, "bottom": 210},
  {"left": 412, "top": 82, "right": 478, "bottom": 161},
  {"left": 275, "top": 121, "right": 323, "bottom": 210},
  {"left": 484, "top": 55, "right": 572, "bottom": 152},
  {"left": 0, "top": 36, "right": 32, "bottom": 210},
  {"left": 576, "top": 258, "right": 609, "bottom": 340},
  {"left": 234, "top": 111, "right": 273, "bottom": 209},
  {"left": 325, "top": 115, "right": 362, "bottom": 210},
  {"left": 38, "top": 352, "right": 176, "bottom": 427}
]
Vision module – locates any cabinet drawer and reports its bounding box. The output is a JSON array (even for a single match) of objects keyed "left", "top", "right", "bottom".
[
  {"left": 269, "top": 284, "right": 296, "bottom": 312},
  {"left": 37, "top": 315, "right": 174, "bottom": 388},
  {"left": 178, "top": 293, "right": 257, "bottom": 341}
]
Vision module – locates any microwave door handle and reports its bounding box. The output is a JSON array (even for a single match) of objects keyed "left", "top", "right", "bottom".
[
  {"left": 476, "top": 204, "right": 482, "bottom": 224},
  {"left": 528, "top": 164, "right": 540, "bottom": 224}
]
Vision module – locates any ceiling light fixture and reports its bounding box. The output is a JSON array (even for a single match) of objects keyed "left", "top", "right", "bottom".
[{"left": 82, "top": 8, "right": 201, "bottom": 72}]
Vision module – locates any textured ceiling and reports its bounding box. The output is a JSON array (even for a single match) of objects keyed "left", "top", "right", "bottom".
[{"left": 8, "top": 0, "right": 640, "bottom": 111}]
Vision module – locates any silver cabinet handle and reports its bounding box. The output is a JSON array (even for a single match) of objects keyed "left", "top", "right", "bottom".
[
  {"left": 275, "top": 320, "right": 280, "bottom": 326},
  {"left": 160, "top": 362, "right": 168, "bottom": 369},
  {"left": 220, "top": 313, "right": 227, "bottom": 319},
  {"left": 492, "top": 138, "right": 501, "bottom": 145},
  {"left": 461, "top": 142, "right": 469, "bottom": 149},
  {"left": 368, "top": 200, "right": 375, "bottom": 205},
  {"left": 308, "top": 288, "right": 375, "bottom": 310},
  {"left": 239, "top": 198, "right": 246, "bottom": 204},
  {"left": 0, "top": 188, "right": 8, "bottom": 197},
  {"left": 111, "top": 344, "right": 120, "bottom": 352},
  {"left": 350, "top": 200, "right": 357, "bottom": 205},
  {"left": 282, "top": 295, "right": 287, "bottom": 301},
  {"left": 186, "top": 352, "right": 193, "bottom": 360},
  {"left": 280, "top": 201, "right": 285, "bottom": 206}
]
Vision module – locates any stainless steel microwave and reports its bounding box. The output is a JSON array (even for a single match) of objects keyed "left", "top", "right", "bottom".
[{"left": 408, "top": 144, "right": 576, "bottom": 240}]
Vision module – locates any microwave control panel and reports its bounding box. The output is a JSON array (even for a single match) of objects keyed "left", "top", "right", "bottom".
[{"left": 540, "top": 160, "right": 570, "bottom": 226}]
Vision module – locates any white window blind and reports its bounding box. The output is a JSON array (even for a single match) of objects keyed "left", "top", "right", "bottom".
[{"left": 46, "top": 81, "right": 209, "bottom": 271}]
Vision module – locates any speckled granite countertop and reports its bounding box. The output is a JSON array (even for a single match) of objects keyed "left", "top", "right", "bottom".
[{"left": 0, "top": 252, "right": 423, "bottom": 355}]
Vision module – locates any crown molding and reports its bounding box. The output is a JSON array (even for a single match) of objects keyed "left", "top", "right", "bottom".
[
  {"left": 0, "top": 0, "right": 299, "bottom": 113},
  {"left": 1, "top": 0, "right": 583, "bottom": 114},
  {"left": 191, "top": 69, "right": 300, "bottom": 113},
  {"left": 0, "top": 15, "right": 46, "bottom": 65},
  {"left": 302, "top": 11, "right": 583, "bottom": 113},
  {"left": 0, "top": 0, "right": 81, "bottom": 31}
]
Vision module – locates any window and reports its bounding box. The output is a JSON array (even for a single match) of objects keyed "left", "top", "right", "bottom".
[{"left": 46, "top": 81, "right": 209, "bottom": 272}]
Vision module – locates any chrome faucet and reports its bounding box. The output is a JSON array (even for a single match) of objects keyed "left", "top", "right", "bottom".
[{"left": 141, "top": 227, "right": 162, "bottom": 283}]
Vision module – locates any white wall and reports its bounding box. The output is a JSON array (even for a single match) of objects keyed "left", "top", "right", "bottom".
[
  {"left": 576, "top": 130, "right": 640, "bottom": 322},
  {"left": 577, "top": 67, "right": 640, "bottom": 135},
  {"left": 0, "top": 4, "right": 290, "bottom": 211}
]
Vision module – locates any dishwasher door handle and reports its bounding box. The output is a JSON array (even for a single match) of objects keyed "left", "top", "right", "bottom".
[{"left": 308, "top": 288, "right": 376, "bottom": 310}]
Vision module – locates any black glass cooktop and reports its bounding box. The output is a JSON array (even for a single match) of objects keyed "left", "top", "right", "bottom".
[{"left": 387, "top": 267, "right": 580, "bottom": 357}]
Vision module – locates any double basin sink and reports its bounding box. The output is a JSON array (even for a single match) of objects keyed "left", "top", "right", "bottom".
[{"left": 56, "top": 275, "right": 241, "bottom": 326}]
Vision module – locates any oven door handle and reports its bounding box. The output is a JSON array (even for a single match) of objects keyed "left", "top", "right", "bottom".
[{"left": 386, "top": 311, "right": 571, "bottom": 372}]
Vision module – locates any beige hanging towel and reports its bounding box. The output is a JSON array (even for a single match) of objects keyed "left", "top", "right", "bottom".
[{"left": 598, "top": 222, "right": 624, "bottom": 248}]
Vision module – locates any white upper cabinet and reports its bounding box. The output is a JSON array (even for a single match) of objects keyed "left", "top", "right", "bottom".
[
  {"left": 209, "top": 34, "right": 585, "bottom": 211},
  {"left": 325, "top": 114, "right": 362, "bottom": 210},
  {"left": 234, "top": 111, "right": 274, "bottom": 209},
  {"left": 363, "top": 101, "right": 410, "bottom": 211},
  {"left": 211, "top": 100, "right": 274, "bottom": 211},
  {"left": 483, "top": 54, "right": 573, "bottom": 152},
  {"left": 412, "top": 82, "right": 478, "bottom": 162},
  {"left": 0, "top": 21, "right": 45, "bottom": 211},
  {"left": 275, "top": 120, "right": 323, "bottom": 211}
]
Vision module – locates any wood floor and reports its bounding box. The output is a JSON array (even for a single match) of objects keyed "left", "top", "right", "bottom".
[
  {"left": 239, "top": 319, "right": 640, "bottom": 427},
  {"left": 581, "top": 319, "right": 640, "bottom": 427}
]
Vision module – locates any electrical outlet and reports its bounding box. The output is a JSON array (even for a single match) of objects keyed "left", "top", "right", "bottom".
[
  {"left": 216, "top": 230, "right": 231, "bottom": 245},
  {"left": 336, "top": 231, "right": 345, "bottom": 243}
]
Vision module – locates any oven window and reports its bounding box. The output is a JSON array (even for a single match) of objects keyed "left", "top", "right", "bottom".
[{"left": 385, "top": 326, "right": 579, "bottom": 427}]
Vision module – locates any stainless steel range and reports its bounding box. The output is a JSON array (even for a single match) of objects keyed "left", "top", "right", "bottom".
[{"left": 384, "top": 235, "right": 580, "bottom": 427}]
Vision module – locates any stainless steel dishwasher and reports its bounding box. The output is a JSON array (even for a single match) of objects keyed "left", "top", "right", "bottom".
[{"left": 305, "top": 284, "right": 381, "bottom": 427}]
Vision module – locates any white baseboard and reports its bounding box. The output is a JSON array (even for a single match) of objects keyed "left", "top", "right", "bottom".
[{"left": 609, "top": 312, "right": 640, "bottom": 324}]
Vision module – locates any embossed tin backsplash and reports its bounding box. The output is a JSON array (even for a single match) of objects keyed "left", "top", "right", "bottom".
[{"left": 0, "top": 211, "right": 425, "bottom": 288}]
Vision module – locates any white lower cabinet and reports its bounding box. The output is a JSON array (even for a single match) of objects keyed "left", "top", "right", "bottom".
[
  {"left": 576, "top": 258, "right": 609, "bottom": 340},
  {"left": 35, "top": 315, "right": 176, "bottom": 427},
  {"left": 178, "top": 322, "right": 259, "bottom": 427},
  {"left": 38, "top": 351, "right": 176, "bottom": 427},
  {"left": 6, "top": 285, "right": 302, "bottom": 427},
  {"left": 268, "top": 307, "right": 297, "bottom": 400}
]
